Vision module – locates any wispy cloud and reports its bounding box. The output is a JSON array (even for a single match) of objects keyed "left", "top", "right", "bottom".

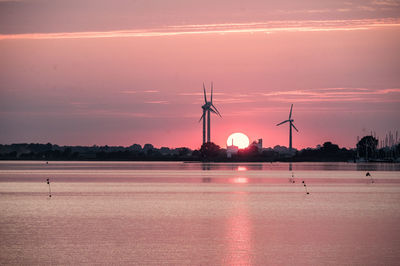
[
  {"left": 120, "top": 90, "right": 137, "bottom": 94},
  {"left": 1, "top": 18, "right": 399, "bottom": 40},
  {"left": 178, "top": 92, "right": 226, "bottom": 96},
  {"left": 358, "top": 5, "right": 377, "bottom": 11},
  {"left": 275, "top": 9, "right": 331, "bottom": 14},
  {"left": 144, "top": 101, "right": 169, "bottom": 104},
  {"left": 372, "top": 0, "right": 400, "bottom": 6},
  {"left": 120, "top": 89, "right": 160, "bottom": 94},
  {"left": 258, "top": 88, "right": 400, "bottom": 103},
  {"left": 178, "top": 88, "right": 400, "bottom": 104},
  {"left": 215, "top": 98, "right": 256, "bottom": 104}
]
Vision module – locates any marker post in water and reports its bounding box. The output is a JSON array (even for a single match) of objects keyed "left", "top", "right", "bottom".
[
  {"left": 302, "top": 180, "right": 309, "bottom": 195},
  {"left": 46, "top": 178, "right": 52, "bottom": 197},
  {"left": 366, "top": 172, "right": 374, "bottom": 183},
  {"left": 289, "top": 172, "right": 295, "bottom": 184}
]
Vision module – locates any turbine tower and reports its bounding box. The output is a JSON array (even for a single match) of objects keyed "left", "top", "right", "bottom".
[
  {"left": 199, "top": 82, "right": 221, "bottom": 145},
  {"left": 276, "top": 104, "right": 299, "bottom": 152}
]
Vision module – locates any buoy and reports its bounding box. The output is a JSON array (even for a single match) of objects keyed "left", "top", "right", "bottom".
[
  {"left": 46, "top": 178, "right": 52, "bottom": 197},
  {"left": 302, "top": 180, "right": 309, "bottom": 195},
  {"left": 366, "top": 172, "right": 374, "bottom": 183}
]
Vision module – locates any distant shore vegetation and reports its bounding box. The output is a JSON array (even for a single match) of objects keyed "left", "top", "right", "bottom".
[{"left": 1, "top": 136, "right": 399, "bottom": 162}]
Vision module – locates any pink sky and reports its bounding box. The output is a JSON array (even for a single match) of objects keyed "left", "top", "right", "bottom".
[{"left": 1, "top": 0, "right": 400, "bottom": 149}]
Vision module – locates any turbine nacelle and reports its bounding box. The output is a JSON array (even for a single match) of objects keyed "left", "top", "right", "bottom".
[
  {"left": 202, "top": 102, "right": 212, "bottom": 109},
  {"left": 200, "top": 82, "right": 222, "bottom": 119},
  {"left": 277, "top": 105, "right": 298, "bottom": 132}
]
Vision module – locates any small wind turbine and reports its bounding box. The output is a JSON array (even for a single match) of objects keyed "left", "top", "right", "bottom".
[
  {"left": 46, "top": 178, "right": 52, "bottom": 197},
  {"left": 277, "top": 104, "right": 298, "bottom": 152},
  {"left": 199, "top": 82, "right": 222, "bottom": 145}
]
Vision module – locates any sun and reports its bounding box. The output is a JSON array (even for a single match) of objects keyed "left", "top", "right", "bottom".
[{"left": 227, "top": 133, "right": 250, "bottom": 149}]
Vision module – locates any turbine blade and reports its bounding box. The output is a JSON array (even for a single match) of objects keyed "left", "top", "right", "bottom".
[
  {"left": 211, "top": 82, "right": 213, "bottom": 103},
  {"left": 211, "top": 103, "right": 222, "bottom": 117},
  {"left": 198, "top": 112, "right": 205, "bottom": 122},
  {"left": 211, "top": 108, "right": 222, "bottom": 117},
  {"left": 203, "top": 83, "right": 207, "bottom": 103},
  {"left": 289, "top": 104, "right": 293, "bottom": 119},
  {"left": 292, "top": 123, "right": 299, "bottom": 132},
  {"left": 276, "top": 120, "right": 289, "bottom": 126}
]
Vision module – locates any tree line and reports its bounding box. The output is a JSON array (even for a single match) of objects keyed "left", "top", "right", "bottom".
[{"left": 0, "top": 136, "right": 399, "bottom": 162}]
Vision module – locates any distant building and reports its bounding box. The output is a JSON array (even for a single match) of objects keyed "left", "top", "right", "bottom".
[
  {"left": 257, "top": 138, "right": 262, "bottom": 151},
  {"left": 250, "top": 138, "right": 263, "bottom": 153},
  {"left": 227, "top": 145, "right": 238, "bottom": 158},
  {"left": 227, "top": 138, "right": 239, "bottom": 158}
]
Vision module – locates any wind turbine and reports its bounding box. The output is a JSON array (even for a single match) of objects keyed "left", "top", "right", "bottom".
[
  {"left": 199, "top": 82, "right": 221, "bottom": 145},
  {"left": 276, "top": 104, "right": 298, "bottom": 152}
]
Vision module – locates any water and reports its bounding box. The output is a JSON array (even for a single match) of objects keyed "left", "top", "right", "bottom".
[{"left": 1, "top": 161, "right": 400, "bottom": 265}]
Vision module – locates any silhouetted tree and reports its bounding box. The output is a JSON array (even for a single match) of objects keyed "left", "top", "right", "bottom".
[
  {"left": 238, "top": 145, "right": 259, "bottom": 158},
  {"left": 200, "top": 142, "right": 221, "bottom": 158},
  {"left": 397, "top": 144, "right": 400, "bottom": 158},
  {"left": 177, "top": 147, "right": 191, "bottom": 156},
  {"left": 321, "top": 142, "right": 340, "bottom": 153},
  {"left": 129, "top": 144, "right": 142, "bottom": 151},
  {"left": 261, "top": 149, "right": 279, "bottom": 160},
  {"left": 357, "top": 136, "right": 378, "bottom": 160},
  {"left": 191, "top": 150, "right": 201, "bottom": 158},
  {"left": 62, "top": 148, "right": 72, "bottom": 158},
  {"left": 143, "top": 144, "right": 154, "bottom": 154}
]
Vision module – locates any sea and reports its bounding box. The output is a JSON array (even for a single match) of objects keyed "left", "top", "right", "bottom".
[{"left": 1, "top": 161, "right": 400, "bottom": 265}]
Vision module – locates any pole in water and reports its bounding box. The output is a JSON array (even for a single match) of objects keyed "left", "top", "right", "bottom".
[
  {"left": 302, "top": 180, "right": 309, "bottom": 194},
  {"left": 289, "top": 172, "right": 295, "bottom": 183},
  {"left": 46, "top": 178, "right": 52, "bottom": 197},
  {"left": 366, "top": 172, "right": 374, "bottom": 183}
]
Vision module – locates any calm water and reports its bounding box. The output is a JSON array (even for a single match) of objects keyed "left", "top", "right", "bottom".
[{"left": 1, "top": 161, "right": 400, "bottom": 265}]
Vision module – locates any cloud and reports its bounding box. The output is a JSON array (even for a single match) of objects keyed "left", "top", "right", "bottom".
[
  {"left": 174, "top": 88, "right": 400, "bottom": 105},
  {"left": 178, "top": 92, "right": 225, "bottom": 96},
  {"left": 120, "top": 90, "right": 137, "bottom": 94},
  {"left": 215, "top": 98, "right": 256, "bottom": 104},
  {"left": 258, "top": 88, "right": 400, "bottom": 103},
  {"left": 372, "top": 0, "right": 400, "bottom": 6},
  {"left": 1, "top": 18, "right": 399, "bottom": 40},
  {"left": 120, "top": 89, "right": 162, "bottom": 94},
  {"left": 144, "top": 101, "right": 169, "bottom": 104},
  {"left": 275, "top": 9, "right": 331, "bottom": 14},
  {"left": 358, "top": 5, "right": 377, "bottom": 11}
]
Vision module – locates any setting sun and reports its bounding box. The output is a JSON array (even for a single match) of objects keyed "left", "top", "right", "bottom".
[{"left": 227, "top": 133, "right": 250, "bottom": 149}]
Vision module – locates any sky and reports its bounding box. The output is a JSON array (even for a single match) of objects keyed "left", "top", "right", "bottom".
[{"left": 1, "top": 0, "right": 400, "bottom": 150}]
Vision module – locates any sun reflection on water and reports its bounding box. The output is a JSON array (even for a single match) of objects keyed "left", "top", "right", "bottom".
[
  {"left": 224, "top": 194, "right": 252, "bottom": 265},
  {"left": 237, "top": 166, "right": 248, "bottom": 171},
  {"left": 232, "top": 177, "right": 249, "bottom": 184}
]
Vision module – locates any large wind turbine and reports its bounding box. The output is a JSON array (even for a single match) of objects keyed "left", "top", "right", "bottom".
[
  {"left": 276, "top": 104, "right": 298, "bottom": 152},
  {"left": 199, "top": 82, "right": 221, "bottom": 145}
]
